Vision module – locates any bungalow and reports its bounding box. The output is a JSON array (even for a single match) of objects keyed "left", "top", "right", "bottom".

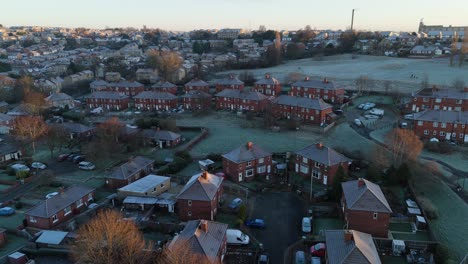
[
  {"left": 176, "top": 171, "right": 223, "bottom": 221},
  {"left": 289, "top": 77, "right": 345, "bottom": 104},
  {"left": 184, "top": 79, "right": 210, "bottom": 93},
  {"left": 134, "top": 91, "right": 178, "bottom": 111},
  {"left": 105, "top": 156, "right": 155, "bottom": 189},
  {"left": 410, "top": 45, "right": 439, "bottom": 56},
  {"left": 24, "top": 185, "right": 95, "bottom": 230},
  {"left": 142, "top": 129, "right": 181, "bottom": 148},
  {"left": 272, "top": 95, "right": 333, "bottom": 125},
  {"left": 215, "top": 75, "right": 244, "bottom": 92},
  {"left": 294, "top": 143, "right": 351, "bottom": 185},
  {"left": 85, "top": 91, "right": 130, "bottom": 111},
  {"left": 215, "top": 89, "right": 269, "bottom": 112},
  {"left": 150, "top": 81, "right": 178, "bottom": 95},
  {"left": 54, "top": 122, "right": 95, "bottom": 140},
  {"left": 254, "top": 74, "right": 282, "bottom": 96},
  {"left": 0, "top": 136, "right": 21, "bottom": 162},
  {"left": 222, "top": 142, "right": 272, "bottom": 183},
  {"left": 325, "top": 230, "right": 381, "bottom": 264},
  {"left": 117, "top": 174, "right": 171, "bottom": 198},
  {"left": 168, "top": 220, "right": 228, "bottom": 264},
  {"left": 181, "top": 90, "right": 212, "bottom": 111},
  {"left": 341, "top": 179, "right": 392, "bottom": 237},
  {"left": 45, "top": 92, "right": 75, "bottom": 109}
]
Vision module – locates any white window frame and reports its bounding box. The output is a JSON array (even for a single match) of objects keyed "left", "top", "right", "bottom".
[
  {"left": 52, "top": 214, "right": 58, "bottom": 223},
  {"left": 188, "top": 200, "right": 192, "bottom": 206},
  {"left": 302, "top": 157, "right": 308, "bottom": 163},
  {"left": 245, "top": 169, "right": 254, "bottom": 177},
  {"left": 312, "top": 170, "right": 321, "bottom": 179},
  {"left": 247, "top": 161, "right": 252, "bottom": 167},
  {"left": 300, "top": 165, "right": 309, "bottom": 174},
  {"left": 29, "top": 216, "right": 37, "bottom": 223},
  {"left": 417, "top": 121, "right": 423, "bottom": 126},
  {"left": 373, "top": 212, "right": 378, "bottom": 220},
  {"left": 64, "top": 206, "right": 72, "bottom": 216},
  {"left": 76, "top": 199, "right": 83, "bottom": 208},
  {"left": 258, "top": 158, "right": 264, "bottom": 164},
  {"left": 424, "top": 130, "right": 429, "bottom": 135},
  {"left": 433, "top": 122, "right": 438, "bottom": 128},
  {"left": 440, "top": 131, "right": 445, "bottom": 136},
  {"left": 257, "top": 165, "right": 266, "bottom": 174},
  {"left": 314, "top": 162, "right": 320, "bottom": 168},
  {"left": 441, "top": 123, "right": 447, "bottom": 128}
]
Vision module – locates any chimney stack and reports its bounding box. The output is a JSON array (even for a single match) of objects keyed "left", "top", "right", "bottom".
[
  {"left": 358, "top": 178, "right": 365, "bottom": 187},
  {"left": 265, "top": 74, "right": 270, "bottom": 79},
  {"left": 128, "top": 156, "right": 134, "bottom": 163},
  {"left": 229, "top": 74, "right": 234, "bottom": 79},
  {"left": 201, "top": 170, "right": 208, "bottom": 179},
  {"left": 247, "top": 142, "right": 253, "bottom": 150},
  {"left": 316, "top": 142, "right": 324, "bottom": 149},
  {"left": 59, "top": 186, "right": 65, "bottom": 195},
  {"left": 200, "top": 220, "right": 208, "bottom": 232},
  {"left": 344, "top": 230, "right": 353, "bottom": 242},
  {"left": 305, "top": 76, "right": 310, "bottom": 81}
]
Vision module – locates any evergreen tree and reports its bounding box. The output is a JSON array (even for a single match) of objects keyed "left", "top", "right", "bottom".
[{"left": 330, "top": 165, "right": 347, "bottom": 201}]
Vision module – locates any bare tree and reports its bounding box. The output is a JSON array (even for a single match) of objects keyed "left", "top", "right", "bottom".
[
  {"left": 146, "top": 50, "right": 182, "bottom": 81},
  {"left": 385, "top": 129, "right": 423, "bottom": 167},
  {"left": 12, "top": 116, "right": 48, "bottom": 154},
  {"left": 44, "top": 125, "right": 68, "bottom": 158},
  {"left": 383, "top": 80, "right": 392, "bottom": 95},
  {"left": 355, "top": 75, "right": 372, "bottom": 94},
  {"left": 160, "top": 240, "right": 214, "bottom": 264},
  {"left": 72, "top": 210, "right": 154, "bottom": 264}
]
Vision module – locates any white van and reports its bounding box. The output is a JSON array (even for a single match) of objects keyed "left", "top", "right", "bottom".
[
  {"left": 226, "top": 229, "right": 250, "bottom": 245},
  {"left": 302, "top": 217, "right": 312, "bottom": 233}
]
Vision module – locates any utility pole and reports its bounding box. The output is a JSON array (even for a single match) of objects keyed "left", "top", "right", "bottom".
[{"left": 350, "top": 9, "right": 356, "bottom": 32}]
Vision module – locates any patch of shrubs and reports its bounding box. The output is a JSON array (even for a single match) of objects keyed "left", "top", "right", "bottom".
[{"left": 425, "top": 141, "right": 454, "bottom": 154}]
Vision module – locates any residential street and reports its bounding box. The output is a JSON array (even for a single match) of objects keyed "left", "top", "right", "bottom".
[{"left": 247, "top": 192, "right": 306, "bottom": 264}]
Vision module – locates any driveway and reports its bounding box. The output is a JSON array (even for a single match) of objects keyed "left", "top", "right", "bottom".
[{"left": 247, "top": 192, "right": 306, "bottom": 264}]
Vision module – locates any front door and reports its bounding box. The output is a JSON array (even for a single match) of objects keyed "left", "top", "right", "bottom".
[
  {"left": 267, "top": 165, "right": 271, "bottom": 173},
  {"left": 446, "top": 133, "right": 451, "bottom": 140},
  {"left": 323, "top": 175, "right": 328, "bottom": 185},
  {"left": 238, "top": 172, "right": 243, "bottom": 182},
  {"left": 295, "top": 164, "right": 299, "bottom": 173}
]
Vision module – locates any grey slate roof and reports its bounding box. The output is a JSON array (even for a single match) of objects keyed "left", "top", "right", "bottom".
[
  {"left": 295, "top": 144, "right": 351, "bottom": 166},
  {"left": 108, "top": 80, "right": 143, "bottom": 88},
  {"left": 273, "top": 95, "right": 333, "bottom": 110},
  {"left": 25, "top": 185, "right": 95, "bottom": 218},
  {"left": 216, "top": 76, "right": 244, "bottom": 86},
  {"left": 152, "top": 81, "right": 177, "bottom": 89},
  {"left": 292, "top": 78, "right": 342, "bottom": 90},
  {"left": 86, "top": 91, "right": 129, "bottom": 100},
  {"left": 182, "top": 90, "right": 212, "bottom": 99},
  {"left": 185, "top": 79, "right": 209, "bottom": 87},
  {"left": 342, "top": 179, "right": 392, "bottom": 213},
  {"left": 255, "top": 75, "right": 280, "bottom": 85},
  {"left": 412, "top": 110, "right": 468, "bottom": 124},
  {"left": 325, "top": 230, "right": 381, "bottom": 264},
  {"left": 169, "top": 220, "right": 227, "bottom": 263},
  {"left": 90, "top": 80, "right": 109, "bottom": 87},
  {"left": 222, "top": 142, "right": 271, "bottom": 163},
  {"left": 177, "top": 172, "right": 223, "bottom": 201},
  {"left": 215, "top": 89, "right": 268, "bottom": 101},
  {"left": 36, "top": 230, "right": 68, "bottom": 245},
  {"left": 143, "top": 129, "right": 181, "bottom": 141},
  {"left": 414, "top": 88, "right": 468, "bottom": 100},
  {"left": 45, "top": 92, "right": 73, "bottom": 102},
  {"left": 108, "top": 156, "right": 155, "bottom": 180},
  {"left": 55, "top": 122, "right": 94, "bottom": 134},
  {"left": 118, "top": 174, "right": 170, "bottom": 193},
  {"left": 0, "top": 113, "right": 14, "bottom": 123},
  {"left": 134, "top": 91, "right": 177, "bottom": 100}
]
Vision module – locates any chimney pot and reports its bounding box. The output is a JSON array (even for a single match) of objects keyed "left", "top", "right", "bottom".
[
  {"left": 247, "top": 142, "right": 253, "bottom": 150},
  {"left": 344, "top": 230, "right": 353, "bottom": 241},
  {"left": 316, "top": 142, "right": 324, "bottom": 149},
  {"left": 358, "top": 178, "right": 365, "bottom": 187},
  {"left": 200, "top": 220, "right": 208, "bottom": 232},
  {"left": 201, "top": 171, "right": 208, "bottom": 179},
  {"left": 59, "top": 186, "right": 65, "bottom": 195},
  {"left": 305, "top": 76, "right": 310, "bottom": 81},
  {"left": 265, "top": 74, "right": 270, "bottom": 79}
]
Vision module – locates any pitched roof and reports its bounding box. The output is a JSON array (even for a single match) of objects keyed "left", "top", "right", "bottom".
[
  {"left": 45, "top": 92, "right": 73, "bottom": 102},
  {"left": 414, "top": 87, "right": 467, "bottom": 100},
  {"left": 273, "top": 95, "right": 333, "bottom": 110},
  {"left": 152, "top": 81, "right": 177, "bottom": 89},
  {"left": 255, "top": 74, "right": 280, "bottom": 85},
  {"left": 25, "top": 185, "right": 95, "bottom": 218},
  {"left": 108, "top": 80, "right": 144, "bottom": 88},
  {"left": 222, "top": 142, "right": 271, "bottom": 163},
  {"left": 185, "top": 79, "right": 209, "bottom": 87},
  {"left": 177, "top": 172, "right": 223, "bottom": 201},
  {"left": 182, "top": 90, "right": 212, "bottom": 99},
  {"left": 86, "top": 91, "right": 129, "bottom": 100},
  {"left": 216, "top": 76, "right": 244, "bottom": 86},
  {"left": 169, "top": 220, "right": 227, "bottom": 263},
  {"left": 0, "top": 113, "right": 14, "bottom": 123},
  {"left": 118, "top": 174, "right": 170, "bottom": 193},
  {"left": 55, "top": 122, "right": 94, "bottom": 134},
  {"left": 292, "top": 78, "right": 342, "bottom": 90},
  {"left": 342, "top": 179, "right": 392, "bottom": 213},
  {"left": 108, "top": 156, "right": 155, "bottom": 180},
  {"left": 325, "top": 230, "right": 381, "bottom": 264},
  {"left": 412, "top": 110, "right": 468, "bottom": 124},
  {"left": 134, "top": 91, "right": 177, "bottom": 100},
  {"left": 143, "top": 129, "right": 181, "bottom": 141},
  {"left": 295, "top": 144, "right": 351, "bottom": 166},
  {"left": 215, "top": 89, "right": 268, "bottom": 101}
]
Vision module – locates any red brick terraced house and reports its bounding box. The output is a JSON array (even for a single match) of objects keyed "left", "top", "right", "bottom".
[
  {"left": 105, "top": 156, "right": 155, "bottom": 189},
  {"left": 294, "top": 143, "right": 351, "bottom": 186},
  {"left": 184, "top": 79, "right": 210, "bottom": 93},
  {"left": 176, "top": 171, "right": 223, "bottom": 221},
  {"left": 181, "top": 90, "right": 213, "bottom": 111},
  {"left": 412, "top": 110, "right": 468, "bottom": 144},
  {"left": 168, "top": 220, "right": 228, "bottom": 264},
  {"left": 150, "top": 81, "right": 178, "bottom": 95},
  {"left": 90, "top": 80, "right": 145, "bottom": 97},
  {"left": 134, "top": 91, "right": 178, "bottom": 111},
  {"left": 215, "top": 75, "right": 244, "bottom": 93},
  {"left": 86, "top": 91, "right": 130, "bottom": 111},
  {"left": 289, "top": 77, "right": 345, "bottom": 104},
  {"left": 272, "top": 95, "right": 333, "bottom": 125},
  {"left": 341, "top": 179, "right": 392, "bottom": 238},
  {"left": 24, "top": 185, "right": 95, "bottom": 229},
  {"left": 254, "top": 73, "right": 282, "bottom": 96},
  {"left": 215, "top": 89, "right": 269, "bottom": 112},
  {"left": 222, "top": 142, "right": 272, "bottom": 183},
  {"left": 405, "top": 86, "right": 468, "bottom": 113}
]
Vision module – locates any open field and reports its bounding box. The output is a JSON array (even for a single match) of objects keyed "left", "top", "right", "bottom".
[{"left": 219, "top": 54, "right": 468, "bottom": 93}]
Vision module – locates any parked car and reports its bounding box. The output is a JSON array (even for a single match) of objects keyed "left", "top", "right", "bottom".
[
  {"left": 228, "top": 198, "right": 243, "bottom": 209},
  {"left": 302, "top": 217, "right": 312, "bottom": 233},
  {"left": 78, "top": 161, "right": 95, "bottom": 171},
  {"left": 46, "top": 192, "right": 59, "bottom": 199},
  {"left": 31, "top": 162, "right": 47, "bottom": 170},
  {"left": 333, "top": 109, "right": 344, "bottom": 115},
  {"left": 399, "top": 122, "right": 408, "bottom": 128},
  {"left": 369, "top": 108, "right": 384, "bottom": 116},
  {"left": 311, "top": 257, "right": 321, "bottom": 264},
  {"left": 57, "top": 154, "right": 70, "bottom": 162},
  {"left": 295, "top": 251, "right": 305, "bottom": 264},
  {"left": 354, "top": 118, "right": 363, "bottom": 127},
  {"left": 245, "top": 219, "right": 266, "bottom": 228},
  {"left": 73, "top": 155, "right": 85, "bottom": 163},
  {"left": 0, "top": 207, "right": 15, "bottom": 216},
  {"left": 67, "top": 154, "right": 78, "bottom": 161},
  {"left": 310, "top": 243, "right": 326, "bottom": 257},
  {"left": 226, "top": 229, "right": 249, "bottom": 245},
  {"left": 404, "top": 114, "right": 414, "bottom": 120},
  {"left": 258, "top": 254, "right": 269, "bottom": 264},
  {"left": 11, "top": 164, "right": 30, "bottom": 172},
  {"left": 364, "top": 114, "right": 380, "bottom": 119}
]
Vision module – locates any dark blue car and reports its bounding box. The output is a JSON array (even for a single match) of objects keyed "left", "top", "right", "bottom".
[
  {"left": 245, "top": 219, "right": 266, "bottom": 228},
  {"left": 0, "top": 207, "right": 15, "bottom": 216}
]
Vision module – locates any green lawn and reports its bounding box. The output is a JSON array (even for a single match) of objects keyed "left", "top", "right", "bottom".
[
  {"left": 389, "top": 222, "right": 413, "bottom": 233},
  {"left": 0, "top": 234, "right": 28, "bottom": 258},
  {"left": 391, "top": 231, "right": 431, "bottom": 242},
  {"left": 0, "top": 173, "right": 15, "bottom": 182},
  {"left": 0, "top": 184, "right": 13, "bottom": 191},
  {"left": 313, "top": 218, "right": 345, "bottom": 238},
  {"left": 0, "top": 213, "right": 25, "bottom": 230},
  {"left": 353, "top": 95, "right": 394, "bottom": 105},
  {"left": 216, "top": 213, "right": 239, "bottom": 228}
]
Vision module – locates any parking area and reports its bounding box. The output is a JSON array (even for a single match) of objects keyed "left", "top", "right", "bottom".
[{"left": 246, "top": 192, "right": 306, "bottom": 264}]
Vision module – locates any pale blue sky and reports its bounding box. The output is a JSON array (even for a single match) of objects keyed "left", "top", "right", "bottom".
[{"left": 3, "top": 0, "right": 468, "bottom": 31}]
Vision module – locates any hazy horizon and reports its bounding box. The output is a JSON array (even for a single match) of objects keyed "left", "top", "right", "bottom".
[{"left": 3, "top": 0, "right": 468, "bottom": 32}]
